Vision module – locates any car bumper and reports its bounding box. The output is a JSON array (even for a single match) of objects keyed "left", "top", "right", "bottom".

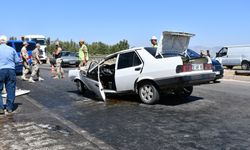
[
  {"left": 213, "top": 69, "right": 224, "bottom": 80},
  {"left": 155, "top": 73, "right": 215, "bottom": 89}
]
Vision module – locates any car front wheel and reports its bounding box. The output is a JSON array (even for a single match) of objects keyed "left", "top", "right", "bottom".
[
  {"left": 138, "top": 82, "right": 160, "bottom": 104},
  {"left": 76, "top": 80, "right": 86, "bottom": 94},
  {"left": 241, "top": 61, "right": 250, "bottom": 70}
]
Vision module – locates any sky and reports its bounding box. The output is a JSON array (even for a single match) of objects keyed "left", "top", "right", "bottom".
[{"left": 1, "top": 0, "right": 250, "bottom": 48}]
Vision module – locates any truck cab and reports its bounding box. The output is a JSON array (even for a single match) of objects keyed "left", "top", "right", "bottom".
[{"left": 24, "top": 35, "right": 48, "bottom": 63}]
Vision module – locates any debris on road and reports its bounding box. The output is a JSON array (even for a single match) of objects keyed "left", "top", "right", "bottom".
[{"left": 2, "top": 89, "right": 30, "bottom": 98}]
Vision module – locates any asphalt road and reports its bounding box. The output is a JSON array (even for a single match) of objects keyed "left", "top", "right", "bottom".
[{"left": 4, "top": 65, "right": 250, "bottom": 150}]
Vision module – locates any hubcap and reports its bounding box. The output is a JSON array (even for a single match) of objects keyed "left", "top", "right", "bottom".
[{"left": 141, "top": 85, "right": 154, "bottom": 101}]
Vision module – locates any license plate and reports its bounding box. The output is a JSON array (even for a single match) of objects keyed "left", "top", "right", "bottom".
[
  {"left": 69, "top": 61, "right": 75, "bottom": 64},
  {"left": 192, "top": 64, "right": 203, "bottom": 71}
]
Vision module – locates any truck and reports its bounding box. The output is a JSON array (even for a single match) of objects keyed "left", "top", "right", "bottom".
[
  {"left": 24, "top": 35, "right": 48, "bottom": 63},
  {"left": 215, "top": 45, "right": 250, "bottom": 70}
]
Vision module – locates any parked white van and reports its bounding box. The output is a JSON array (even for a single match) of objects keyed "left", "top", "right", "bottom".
[
  {"left": 215, "top": 45, "right": 250, "bottom": 70},
  {"left": 24, "top": 35, "right": 48, "bottom": 63}
]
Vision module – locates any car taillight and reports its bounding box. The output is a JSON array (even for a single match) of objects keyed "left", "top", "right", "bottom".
[
  {"left": 176, "top": 64, "right": 192, "bottom": 73},
  {"left": 204, "top": 64, "right": 212, "bottom": 70}
]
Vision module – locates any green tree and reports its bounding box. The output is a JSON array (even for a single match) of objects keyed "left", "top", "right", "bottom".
[{"left": 47, "top": 39, "right": 130, "bottom": 55}]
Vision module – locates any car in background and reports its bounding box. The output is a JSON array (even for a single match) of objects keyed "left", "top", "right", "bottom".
[
  {"left": 61, "top": 51, "right": 80, "bottom": 67},
  {"left": 186, "top": 49, "right": 224, "bottom": 82},
  {"left": 211, "top": 59, "right": 224, "bottom": 81},
  {"left": 7, "top": 40, "right": 36, "bottom": 74},
  {"left": 215, "top": 45, "right": 250, "bottom": 70}
]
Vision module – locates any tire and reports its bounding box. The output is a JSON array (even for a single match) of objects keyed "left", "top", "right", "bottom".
[
  {"left": 175, "top": 86, "right": 193, "bottom": 98},
  {"left": 138, "top": 82, "right": 160, "bottom": 104},
  {"left": 41, "top": 60, "right": 46, "bottom": 64},
  {"left": 76, "top": 80, "right": 86, "bottom": 94},
  {"left": 226, "top": 66, "right": 234, "bottom": 69},
  {"left": 241, "top": 61, "right": 250, "bottom": 70}
]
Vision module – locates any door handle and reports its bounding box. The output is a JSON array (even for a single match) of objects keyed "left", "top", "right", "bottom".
[{"left": 135, "top": 67, "right": 141, "bottom": 71}]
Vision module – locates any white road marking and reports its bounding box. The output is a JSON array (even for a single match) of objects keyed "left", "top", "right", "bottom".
[{"left": 23, "top": 95, "right": 115, "bottom": 150}]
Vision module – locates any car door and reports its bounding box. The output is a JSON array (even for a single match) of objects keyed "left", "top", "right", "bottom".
[
  {"left": 226, "top": 47, "right": 243, "bottom": 66},
  {"left": 84, "top": 62, "right": 106, "bottom": 101},
  {"left": 115, "top": 51, "right": 143, "bottom": 92},
  {"left": 216, "top": 47, "right": 228, "bottom": 65}
]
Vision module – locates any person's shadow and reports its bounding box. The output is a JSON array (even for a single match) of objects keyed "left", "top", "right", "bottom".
[{"left": 4, "top": 103, "right": 22, "bottom": 111}]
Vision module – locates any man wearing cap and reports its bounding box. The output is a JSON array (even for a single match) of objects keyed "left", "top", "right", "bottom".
[
  {"left": 53, "top": 41, "right": 64, "bottom": 79},
  {"left": 0, "top": 35, "right": 20, "bottom": 114},
  {"left": 78, "top": 40, "right": 89, "bottom": 69},
  {"left": 21, "top": 41, "right": 30, "bottom": 80},
  {"left": 29, "top": 43, "right": 44, "bottom": 83},
  {"left": 151, "top": 36, "right": 158, "bottom": 48}
]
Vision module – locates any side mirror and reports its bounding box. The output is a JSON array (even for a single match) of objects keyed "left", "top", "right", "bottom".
[{"left": 216, "top": 52, "right": 219, "bottom": 57}]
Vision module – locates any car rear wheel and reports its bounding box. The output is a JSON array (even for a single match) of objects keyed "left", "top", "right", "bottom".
[
  {"left": 76, "top": 80, "right": 86, "bottom": 94},
  {"left": 241, "top": 61, "right": 250, "bottom": 70},
  {"left": 175, "top": 86, "right": 193, "bottom": 98},
  {"left": 138, "top": 82, "right": 160, "bottom": 104}
]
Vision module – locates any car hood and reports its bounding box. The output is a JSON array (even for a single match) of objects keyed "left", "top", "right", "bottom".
[{"left": 156, "top": 31, "right": 195, "bottom": 56}]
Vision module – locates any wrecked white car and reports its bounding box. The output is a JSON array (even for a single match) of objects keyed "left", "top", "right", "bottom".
[{"left": 69, "top": 31, "right": 215, "bottom": 104}]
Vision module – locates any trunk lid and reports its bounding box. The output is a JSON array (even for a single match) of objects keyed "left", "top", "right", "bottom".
[{"left": 156, "top": 31, "right": 195, "bottom": 56}]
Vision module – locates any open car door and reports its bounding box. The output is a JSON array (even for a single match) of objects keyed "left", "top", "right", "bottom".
[{"left": 83, "top": 62, "right": 106, "bottom": 101}]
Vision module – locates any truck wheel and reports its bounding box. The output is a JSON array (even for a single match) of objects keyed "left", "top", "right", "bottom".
[
  {"left": 76, "top": 80, "right": 86, "bottom": 94},
  {"left": 175, "top": 86, "right": 193, "bottom": 98},
  {"left": 138, "top": 82, "right": 160, "bottom": 104},
  {"left": 226, "top": 66, "right": 234, "bottom": 69},
  {"left": 241, "top": 61, "right": 250, "bottom": 70}
]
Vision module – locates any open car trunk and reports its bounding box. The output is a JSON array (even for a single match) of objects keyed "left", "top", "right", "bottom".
[
  {"left": 156, "top": 31, "right": 195, "bottom": 56},
  {"left": 156, "top": 31, "right": 209, "bottom": 65}
]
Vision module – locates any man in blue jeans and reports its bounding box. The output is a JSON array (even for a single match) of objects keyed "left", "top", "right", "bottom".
[{"left": 0, "top": 35, "right": 19, "bottom": 114}]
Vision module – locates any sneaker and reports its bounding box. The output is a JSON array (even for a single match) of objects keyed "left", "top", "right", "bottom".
[
  {"left": 38, "top": 77, "right": 44, "bottom": 81},
  {"left": 0, "top": 109, "right": 4, "bottom": 115},
  {"left": 21, "top": 76, "right": 29, "bottom": 81},
  {"left": 29, "top": 78, "right": 35, "bottom": 83}
]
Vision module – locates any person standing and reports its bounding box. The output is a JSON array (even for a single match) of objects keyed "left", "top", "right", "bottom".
[
  {"left": 54, "top": 41, "right": 64, "bottom": 79},
  {"left": 206, "top": 50, "right": 211, "bottom": 57},
  {"left": 150, "top": 36, "right": 158, "bottom": 48},
  {"left": 0, "top": 35, "right": 19, "bottom": 114},
  {"left": 21, "top": 41, "right": 30, "bottom": 81},
  {"left": 78, "top": 40, "right": 89, "bottom": 69},
  {"left": 29, "top": 43, "right": 44, "bottom": 83}
]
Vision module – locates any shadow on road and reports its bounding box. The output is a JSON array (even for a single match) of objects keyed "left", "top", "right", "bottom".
[
  {"left": 67, "top": 90, "right": 101, "bottom": 102},
  {"left": 67, "top": 89, "right": 204, "bottom": 106},
  {"left": 13, "top": 103, "right": 22, "bottom": 111},
  {"left": 159, "top": 94, "right": 203, "bottom": 106}
]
